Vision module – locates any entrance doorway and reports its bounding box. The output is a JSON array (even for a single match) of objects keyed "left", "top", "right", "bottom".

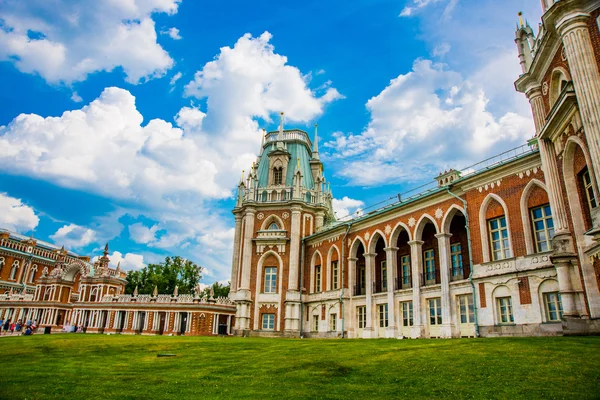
[
  {"left": 158, "top": 312, "right": 166, "bottom": 335},
  {"left": 137, "top": 312, "right": 146, "bottom": 334},
  {"left": 117, "top": 311, "right": 126, "bottom": 333},
  {"left": 179, "top": 312, "right": 188, "bottom": 335}
]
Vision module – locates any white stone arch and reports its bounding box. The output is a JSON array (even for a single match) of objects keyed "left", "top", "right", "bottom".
[
  {"left": 90, "top": 287, "right": 99, "bottom": 302},
  {"left": 520, "top": 179, "right": 550, "bottom": 255},
  {"left": 62, "top": 260, "right": 90, "bottom": 282},
  {"left": 537, "top": 278, "right": 560, "bottom": 323},
  {"left": 563, "top": 135, "right": 600, "bottom": 233},
  {"left": 414, "top": 213, "right": 439, "bottom": 241},
  {"left": 28, "top": 264, "right": 38, "bottom": 283},
  {"left": 9, "top": 260, "right": 20, "bottom": 280},
  {"left": 348, "top": 236, "right": 367, "bottom": 296},
  {"left": 367, "top": 229, "right": 388, "bottom": 253},
  {"left": 310, "top": 250, "right": 324, "bottom": 293},
  {"left": 491, "top": 284, "right": 513, "bottom": 324},
  {"left": 256, "top": 250, "right": 284, "bottom": 295},
  {"left": 390, "top": 221, "right": 412, "bottom": 246},
  {"left": 549, "top": 66, "right": 571, "bottom": 107},
  {"left": 326, "top": 244, "right": 341, "bottom": 291},
  {"left": 479, "top": 193, "right": 514, "bottom": 263},
  {"left": 441, "top": 204, "right": 467, "bottom": 234},
  {"left": 260, "top": 214, "right": 285, "bottom": 231}
]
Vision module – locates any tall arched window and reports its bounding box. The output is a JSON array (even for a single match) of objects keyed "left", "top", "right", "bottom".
[
  {"left": 0, "top": 257, "right": 4, "bottom": 272},
  {"left": 549, "top": 68, "right": 570, "bottom": 107},
  {"left": 90, "top": 287, "right": 98, "bottom": 302},
  {"left": 273, "top": 167, "right": 283, "bottom": 185},
  {"left": 29, "top": 265, "right": 38, "bottom": 283},
  {"left": 9, "top": 260, "right": 19, "bottom": 280}
]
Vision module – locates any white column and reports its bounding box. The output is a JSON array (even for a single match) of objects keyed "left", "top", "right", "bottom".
[
  {"left": 238, "top": 209, "right": 255, "bottom": 293},
  {"left": 230, "top": 214, "right": 243, "bottom": 293},
  {"left": 288, "top": 206, "right": 302, "bottom": 291},
  {"left": 538, "top": 139, "right": 570, "bottom": 233},
  {"left": 555, "top": 258, "right": 578, "bottom": 317},
  {"left": 408, "top": 240, "right": 425, "bottom": 338},
  {"left": 384, "top": 247, "right": 398, "bottom": 338},
  {"left": 558, "top": 14, "right": 600, "bottom": 185},
  {"left": 363, "top": 253, "right": 375, "bottom": 338},
  {"left": 435, "top": 233, "right": 453, "bottom": 338}
]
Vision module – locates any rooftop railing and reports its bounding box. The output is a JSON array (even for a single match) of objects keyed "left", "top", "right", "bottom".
[
  {"left": 265, "top": 129, "right": 312, "bottom": 148},
  {"left": 333, "top": 143, "right": 538, "bottom": 223}
]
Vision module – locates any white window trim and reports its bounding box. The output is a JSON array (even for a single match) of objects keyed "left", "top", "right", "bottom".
[{"left": 479, "top": 193, "right": 514, "bottom": 263}]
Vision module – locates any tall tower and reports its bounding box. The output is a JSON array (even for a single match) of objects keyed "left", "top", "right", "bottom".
[
  {"left": 229, "top": 115, "right": 335, "bottom": 336},
  {"left": 514, "top": 0, "right": 600, "bottom": 330}
]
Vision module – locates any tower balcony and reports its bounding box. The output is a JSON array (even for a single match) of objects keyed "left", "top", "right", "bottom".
[
  {"left": 264, "top": 129, "right": 312, "bottom": 149},
  {"left": 238, "top": 185, "right": 332, "bottom": 207}
]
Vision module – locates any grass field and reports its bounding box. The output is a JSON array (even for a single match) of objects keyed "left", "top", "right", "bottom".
[{"left": 1, "top": 335, "right": 599, "bottom": 399}]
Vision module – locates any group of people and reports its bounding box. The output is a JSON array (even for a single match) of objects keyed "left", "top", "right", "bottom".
[
  {"left": 0, "top": 318, "right": 37, "bottom": 335},
  {"left": 62, "top": 323, "right": 84, "bottom": 333}
]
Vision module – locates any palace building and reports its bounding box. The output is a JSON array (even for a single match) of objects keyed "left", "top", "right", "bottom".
[
  {"left": 229, "top": 0, "right": 600, "bottom": 338},
  {"left": 0, "top": 231, "right": 235, "bottom": 335}
]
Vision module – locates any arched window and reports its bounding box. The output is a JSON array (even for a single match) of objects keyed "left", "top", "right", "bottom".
[
  {"left": 539, "top": 279, "right": 563, "bottom": 323},
  {"left": 273, "top": 167, "right": 283, "bottom": 185},
  {"left": 9, "top": 260, "right": 19, "bottom": 280},
  {"left": 90, "top": 287, "right": 98, "bottom": 302},
  {"left": 530, "top": 204, "right": 554, "bottom": 252},
  {"left": 549, "top": 68, "right": 570, "bottom": 107},
  {"left": 0, "top": 257, "right": 4, "bottom": 272},
  {"left": 268, "top": 222, "right": 280, "bottom": 230},
  {"left": 28, "top": 265, "right": 38, "bottom": 283},
  {"left": 480, "top": 195, "right": 513, "bottom": 262},
  {"left": 263, "top": 267, "right": 277, "bottom": 293}
]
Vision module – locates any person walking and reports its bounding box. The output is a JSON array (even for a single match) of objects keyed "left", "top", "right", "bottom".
[
  {"left": 2, "top": 319, "right": 10, "bottom": 336},
  {"left": 10, "top": 321, "right": 15, "bottom": 335},
  {"left": 0, "top": 318, "right": 3, "bottom": 335}
]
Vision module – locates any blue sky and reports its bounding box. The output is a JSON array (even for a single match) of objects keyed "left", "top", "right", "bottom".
[{"left": 0, "top": 0, "right": 541, "bottom": 284}]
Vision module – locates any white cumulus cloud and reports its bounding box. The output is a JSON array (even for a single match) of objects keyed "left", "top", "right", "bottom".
[
  {"left": 332, "top": 197, "right": 365, "bottom": 220},
  {"left": 93, "top": 251, "right": 146, "bottom": 271},
  {"left": 50, "top": 223, "right": 96, "bottom": 249},
  {"left": 162, "top": 27, "right": 182, "bottom": 40},
  {"left": 0, "top": 0, "right": 179, "bottom": 84},
  {"left": 0, "top": 193, "right": 39, "bottom": 233},
  {"left": 324, "top": 59, "right": 533, "bottom": 186}
]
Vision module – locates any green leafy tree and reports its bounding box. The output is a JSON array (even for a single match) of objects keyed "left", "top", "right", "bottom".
[
  {"left": 125, "top": 256, "right": 203, "bottom": 295},
  {"left": 201, "top": 281, "right": 230, "bottom": 298}
]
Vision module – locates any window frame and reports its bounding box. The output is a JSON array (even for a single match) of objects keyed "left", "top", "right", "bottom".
[
  {"left": 357, "top": 306, "right": 366, "bottom": 329},
  {"left": 428, "top": 297, "right": 442, "bottom": 325},
  {"left": 457, "top": 294, "right": 475, "bottom": 324},
  {"left": 424, "top": 249, "right": 435, "bottom": 282},
  {"left": 530, "top": 204, "right": 554, "bottom": 253},
  {"left": 331, "top": 260, "right": 339, "bottom": 290},
  {"left": 312, "top": 314, "right": 319, "bottom": 332},
  {"left": 401, "top": 301, "right": 413, "bottom": 327},
  {"left": 488, "top": 216, "right": 511, "bottom": 261},
  {"left": 378, "top": 303, "right": 389, "bottom": 328},
  {"left": 273, "top": 167, "right": 283, "bottom": 185},
  {"left": 329, "top": 313, "right": 337, "bottom": 332},
  {"left": 381, "top": 260, "right": 388, "bottom": 291},
  {"left": 496, "top": 296, "right": 514, "bottom": 324},
  {"left": 582, "top": 168, "right": 597, "bottom": 211},
  {"left": 263, "top": 266, "right": 277, "bottom": 293},
  {"left": 450, "top": 243, "right": 463, "bottom": 277},
  {"left": 401, "top": 255, "right": 411, "bottom": 285},
  {"left": 314, "top": 265, "right": 322, "bottom": 293},
  {"left": 9, "top": 260, "right": 19, "bottom": 280},
  {"left": 262, "top": 313, "right": 275, "bottom": 330},
  {"left": 543, "top": 292, "right": 563, "bottom": 322}
]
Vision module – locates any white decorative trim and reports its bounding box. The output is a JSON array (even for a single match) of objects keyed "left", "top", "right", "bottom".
[
  {"left": 282, "top": 212, "right": 289, "bottom": 219},
  {"left": 384, "top": 225, "right": 392, "bottom": 236},
  {"left": 542, "top": 81, "right": 549, "bottom": 95},
  {"left": 408, "top": 217, "right": 416, "bottom": 227},
  {"left": 257, "top": 213, "right": 265, "bottom": 220},
  {"left": 434, "top": 208, "right": 443, "bottom": 220},
  {"left": 516, "top": 165, "right": 541, "bottom": 179},
  {"left": 364, "top": 231, "right": 370, "bottom": 242},
  {"left": 477, "top": 179, "right": 502, "bottom": 192}
]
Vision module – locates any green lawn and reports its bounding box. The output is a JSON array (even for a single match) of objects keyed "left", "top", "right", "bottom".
[{"left": 1, "top": 335, "right": 599, "bottom": 399}]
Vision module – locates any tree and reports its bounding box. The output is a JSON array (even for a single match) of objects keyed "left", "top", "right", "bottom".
[
  {"left": 201, "top": 281, "right": 230, "bottom": 298},
  {"left": 125, "top": 256, "right": 203, "bottom": 295}
]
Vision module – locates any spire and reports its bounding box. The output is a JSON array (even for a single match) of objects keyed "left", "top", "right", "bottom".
[
  {"left": 104, "top": 242, "right": 109, "bottom": 256},
  {"left": 133, "top": 285, "right": 138, "bottom": 296},
  {"left": 313, "top": 123, "right": 320, "bottom": 160},
  {"left": 259, "top": 128, "right": 266, "bottom": 156},
  {"left": 153, "top": 285, "right": 158, "bottom": 297},
  {"left": 518, "top": 11, "right": 524, "bottom": 27},
  {"left": 279, "top": 112, "right": 284, "bottom": 137}
]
